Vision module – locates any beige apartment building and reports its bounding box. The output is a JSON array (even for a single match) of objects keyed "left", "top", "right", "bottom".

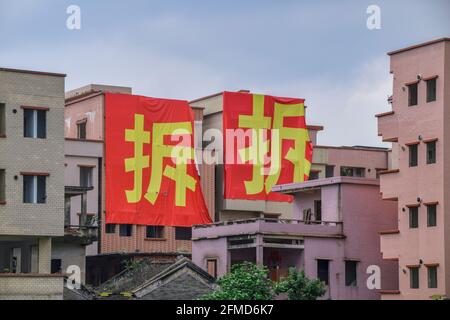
[
  {"left": 377, "top": 38, "right": 450, "bottom": 300},
  {"left": 0, "top": 67, "right": 66, "bottom": 299}
]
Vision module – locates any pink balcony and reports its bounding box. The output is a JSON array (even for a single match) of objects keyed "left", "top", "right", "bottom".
[{"left": 376, "top": 111, "right": 398, "bottom": 142}]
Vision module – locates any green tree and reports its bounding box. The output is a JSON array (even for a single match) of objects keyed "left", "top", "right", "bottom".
[
  {"left": 275, "top": 268, "right": 326, "bottom": 300},
  {"left": 200, "top": 262, "right": 274, "bottom": 300}
]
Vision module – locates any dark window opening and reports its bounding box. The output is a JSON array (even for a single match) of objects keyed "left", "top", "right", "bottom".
[
  {"left": 175, "top": 227, "right": 192, "bottom": 240},
  {"left": 309, "top": 171, "right": 319, "bottom": 180},
  {"left": 146, "top": 226, "right": 165, "bottom": 239},
  {"left": 325, "top": 165, "right": 335, "bottom": 178},
  {"left": 426, "top": 78, "right": 437, "bottom": 103},
  {"left": 119, "top": 224, "right": 133, "bottom": 237},
  {"left": 409, "top": 207, "right": 419, "bottom": 229},
  {"left": 408, "top": 83, "right": 418, "bottom": 106},
  {"left": 427, "top": 205, "right": 437, "bottom": 227},
  {"left": 409, "top": 267, "right": 419, "bottom": 289},
  {"left": 0, "top": 103, "right": 5, "bottom": 136},
  {"left": 23, "top": 175, "right": 46, "bottom": 204},
  {"left": 0, "top": 169, "right": 5, "bottom": 202},
  {"left": 317, "top": 259, "right": 329, "bottom": 285},
  {"left": 77, "top": 121, "right": 87, "bottom": 140},
  {"left": 427, "top": 266, "right": 437, "bottom": 288},
  {"left": 409, "top": 144, "right": 418, "bottom": 167},
  {"left": 345, "top": 261, "right": 358, "bottom": 286},
  {"left": 340, "top": 166, "right": 365, "bottom": 177},
  {"left": 314, "top": 200, "right": 322, "bottom": 222},
  {"left": 426, "top": 141, "right": 436, "bottom": 164},
  {"left": 106, "top": 224, "right": 116, "bottom": 234},
  {"left": 51, "top": 259, "right": 62, "bottom": 274},
  {"left": 24, "top": 109, "right": 46, "bottom": 139},
  {"left": 80, "top": 167, "right": 93, "bottom": 188}
]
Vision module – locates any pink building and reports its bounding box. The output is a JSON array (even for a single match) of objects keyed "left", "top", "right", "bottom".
[
  {"left": 377, "top": 38, "right": 450, "bottom": 300},
  {"left": 192, "top": 126, "right": 399, "bottom": 299}
]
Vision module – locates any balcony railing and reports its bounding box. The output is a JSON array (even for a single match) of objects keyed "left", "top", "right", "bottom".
[{"left": 193, "top": 218, "right": 344, "bottom": 240}]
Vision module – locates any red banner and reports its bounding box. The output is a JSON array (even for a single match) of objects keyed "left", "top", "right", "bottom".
[
  {"left": 223, "top": 92, "right": 313, "bottom": 202},
  {"left": 105, "top": 93, "right": 212, "bottom": 227}
]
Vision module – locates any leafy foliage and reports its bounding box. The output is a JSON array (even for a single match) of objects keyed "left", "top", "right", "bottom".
[
  {"left": 275, "top": 268, "right": 326, "bottom": 300},
  {"left": 200, "top": 262, "right": 274, "bottom": 300}
]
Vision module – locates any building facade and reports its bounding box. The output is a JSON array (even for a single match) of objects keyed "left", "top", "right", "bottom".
[
  {"left": 377, "top": 38, "right": 450, "bottom": 300},
  {"left": 0, "top": 67, "right": 66, "bottom": 299}
]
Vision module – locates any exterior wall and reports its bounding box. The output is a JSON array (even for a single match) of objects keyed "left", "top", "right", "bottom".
[
  {"left": 65, "top": 94, "right": 104, "bottom": 141},
  {"left": 0, "top": 70, "right": 65, "bottom": 237},
  {"left": 0, "top": 275, "right": 63, "bottom": 300},
  {"left": 192, "top": 237, "right": 228, "bottom": 277},
  {"left": 378, "top": 39, "right": 449, "bottom": 299},
  {"left": 52, "top": 242, "right": 86, "bottom": 283}
]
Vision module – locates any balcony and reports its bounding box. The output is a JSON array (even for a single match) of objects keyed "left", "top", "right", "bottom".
[
  {"left": 376, "top": 111, "right": 398, "bottom": 142},
  {"left": 64, "top": 186, "right": 98, "bottom": 245},
  {"left": 379, "top": 169, "right": 401, "bottom": 200},
  {"left": 0, "top": 274, "right": 63, "bottom": 300},
  {"left": 379, "top": 230, "right": 400, "bottom": 260},
  {"left": 193, "top": 218, "right": 344, "bottom": 240}
]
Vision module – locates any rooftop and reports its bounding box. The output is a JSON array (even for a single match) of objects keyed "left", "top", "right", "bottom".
[
  {"left": 387, "top": 37, "right": 450, "bottom": 56},
  {"left": 0, "top": 67, "right": 66, "bottom": 78}
]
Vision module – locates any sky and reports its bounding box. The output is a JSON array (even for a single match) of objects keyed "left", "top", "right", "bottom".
[{"left": 0, "top": 0, "right": 449, "bottom": 147}]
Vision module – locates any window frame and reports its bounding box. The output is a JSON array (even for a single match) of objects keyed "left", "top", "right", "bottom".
[
  {"left": 146, "top": 225, "right": 165, "bottom": 239},
  {"left": 427, "top": 266, "right": 438, "bottom": 289},
  {"left": 408, "top": 144, "right": 419, "bottom": 167},
  {"left": 22, "top": 173, "right": 48, "bottom": 204},
  {"left": 175, "top": 227, "right": 192, "bottom": 241},
  {"left": 206, "top": 259, "right": 218, "bottom": 278},
  {"left": 119, "top": 224, "right": 133, "bottom": 237},
  {"left": 345, "top": 260, "right": 358, "bottom": 287},
  {"left": 79, "top": 166, "right": 94, "bottom": 188},
  {"left": 105, "top": 224, "right": 116, "bottom": 234},
  {"left": 316, "top": 259, "right": 330, "bottom": 285},
  {"left": 426, "top": 77, "right": 437, "bottom": 103},
  {"left": 409, "top": 206, "right": 419, "bottom": 229},
  {"left": 23, "top": 107, "right": 47, "bottom": 139},
  {"left": 407, "top": 82, "right": 418, "bottom": 107},
  {"left": 426, "top": 204, "right": 437, "bottom": 227},
  {"left": 426, "top": 140, "right": 437, "bottom": 164},
  {"left": 77, "top": 119, "right": 87, "bottom": 140},
  {"left": 0, "top": 169, "right": 5, "bottom": 203},
  {"left": 409, "top": 266, "right": 420, "bottom": 289},
  {"left": 0, "top": 103, "right": 5, "bottom": 137}
]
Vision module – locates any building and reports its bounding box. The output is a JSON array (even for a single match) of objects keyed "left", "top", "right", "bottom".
[
  {"left": 95, "top": 257, "right": 215, "bottom": 300},
  {"left": 376, "top": 38, "right": 450, "bottom": 300},
  {"left": 64, "top": 85, "right": 209, "bottom": 285},
  {"left": 0, "top": 67, "right": 66, "bottom": 299},
  {"left": 191, "top": 103, "right": 399, "bottom": 299}
]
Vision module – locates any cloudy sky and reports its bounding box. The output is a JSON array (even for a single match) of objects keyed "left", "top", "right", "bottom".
[{"left": 0, "top": 0, "right": 449, "bottom": 147}]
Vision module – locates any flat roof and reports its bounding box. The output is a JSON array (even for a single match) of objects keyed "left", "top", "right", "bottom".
[
  {"left": 272, "top": 176, "right": 380, "bottom": 194},
  {"left": 387, "top": 37, "right": 450, "bottom": 56},
  {"left": 0, "top": 67, "right": 66, "bottom": 78}
]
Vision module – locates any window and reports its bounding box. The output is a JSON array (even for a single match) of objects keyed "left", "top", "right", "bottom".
[
  {"left": 80, "top": 167, "right": 93, "bottom": 188},
  {"left": 409, "top": 207, "right": 419, "bottom": 229},
  {"left": 77, "top": 121, "right": 87, "bottom": 140},
  {"left": 0, "top": 103, "right": 5, "bottom": 136},
  {"left": 146, "top": 226, "right": 165, "bottom": 239},
  {"left": 23, "top": 175, "right": 46, "bottom": 204},
  {"left": 206, "top": 259, "right": 218, "bottom": 278},
  {"left": 427, "top": 266, "right": 438, "bottom": 288},
  {"left": 409, "top": 144, "right": 418, "bottom": 167},
  {"left": 51, "top": 259, "right": 62, "bottom": 274},
  {"left": 119, "top": 224, "right": 133, "bottom": 237},
  {"left": 426, "top": 78, "right": 437, "bottom": 103},
  {"left": 427, "top": 204, "right": 437, "bottom": 227},
  {"left": 340, "top": 166, "right": 365, "bottom": 178},
  {"left": 175, "top": 227, "right": 192, "bottom": 240},
  {"left": 325, "top": 165, "right": 334, "bottom": 178},
  {"left": 317, "top": 259, "right": 329, "bottom": 285},
  {"left": 0, "top": 169, "right": 5, "bottom": 203},
  {"left": 426, "top": 141, "right": 436, "bottom": 164},
  {"left": 314, "top": 200, "right": 322, "bottom": 222},
  {"left": 345, "top": 261, "right": 358, "bottom": 286},
  {"left": 409, "top": 267, "right": 419, "bottom": 289},
  {"left": 24, "top": 109, "right": 46, "bottom": 139},
  {"left": 106, "top": 224, "right": 116, "bottom": 234},
  {"left": 408, "top": 83, "right": 418, "bottom": 106},
  {"left": 309, "top": 171, "right": 319, "bottom": 180}
]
